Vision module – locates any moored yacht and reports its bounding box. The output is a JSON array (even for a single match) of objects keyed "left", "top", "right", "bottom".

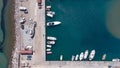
[
  {"left": 47, "top": 21, "right": 61, "bottom": 26},
  {"left": 71, "top": 55, "right": 75, "bottom": 61},
  {"left": 79, "top": 52, "right": 84, "bottom": 61},
  {"left": 47, "top": 51, "right": 52, "bottom": 54},
  {"left": 47, "top": 41, "right": 55, "bottom": 45},
  {"left": 60, "top": 55, "right": 63, "bottom": 61},
  {"left": 47, "top": 11, "right": 55, "bottom": 18},
  {"left": 102, "top": 54, "right": 106, "bottom": 61},
  {"left": 75, "top": 54, "right": 79, "bottom": 61},
  {"left": 46, "top": 49, "right": 51, "bottom": 51},
  {"left": 84, "top": 50, "right": 89, "bottom": 59},
  {"left": 47, "top": 36, "right": 57, "bottom": 40},
  {"left": 112, "top": 58, "right": 120, "bottom": 62},
  {"left": 89, "top": 50, "right": 95, "bottom": 61},
  {"left": 46, "top": 45, "right": 52, "bottom": 48}
]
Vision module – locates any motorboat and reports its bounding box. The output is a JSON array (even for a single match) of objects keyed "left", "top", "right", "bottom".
[
  {"left": 71, "top": 55, "right": 75, "bottom": 61},
  {"left": 46, "top": 49, "right": 51, "bottom": 51},
  {"left": 47, "top": 36, "right": 57, "bottom": 40},
  {"left": 46, "top": 45, "right": 52, "bottom": 48},
  {"left": 112, "top": 58, "right": 120, "bottom": 62},
  {"left": 60, "top": 55, "right": 63, "bottom": 61},
  {"left": 79, "top": 52, "right": 84, "bottom": 61},
  {"left": 47, "top": 41, "right": 55, "bottom": 45},
  {"left": 46, "top": 5, "right": 51, "bottom": 11},
  {"left": 47, "top": 51, "right": 52, "bottom": 54},
  {"left": 75, "top": 54, "right": 79, "bottom": 61},
  {"left": 84, "top": 50, "right": 89, "bottom": 59},
  {"left": 102, "top": 54, "right": 106, "bottom": 60},
  {"left": 89, "top": 50, "right": 95, "bottom": 61},
  {"left": 47, "top": 21, "right": 61, "bottom": 26},
  {"left": 47, "top": 11, "right": 55, "bottom": 18}
]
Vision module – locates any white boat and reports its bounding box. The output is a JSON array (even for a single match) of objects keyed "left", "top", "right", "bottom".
[
  {"left": 46, "top": 49, "right": 51, "bottom": 51},
  {"left": 79, "top": 52, "right": 84, "bottom": 61},
  {"left": 19, "top": 18, "right": 26, "bottom": 24},
  {"left": 60, "top": 55, "right": 63, "bottom": 61},
  {"left": 47, "top": 11, "right": 55, "bottom": 18},
  {"left": 47, "top": 21, "right": 61, "bottom": 26},
  {"left": 47, "top": 36, "right": 57, "bottom": 40},
  {"left": 71, "top": 55, "right": 75, "bottom": 61},
  {"left": 46, "top": 6, "right": 51, "bottom": 11},
  {"left": 46, "top": 45, "right": 52, "bottom": 48},
  {"left": 84, "top": 50, "right": 89, "bottom": 59},
  {"left": 19, "top": 6, "right": 27, "bottom": 11},
  {"left": 47, "top": 52, "right": 52, "bottom": 54},
  {"left": 47, "top": 41, "right": 55, "bottom": 45},
  {"left": 89, "top": 50, "right": 95, "bottom": 61},
  {"left": 102, "top": 54, "right": 106, "bottom": 60},
  {"left": 75, "top": 54, "right": 79, "bottom": 61},
  {"left": 112, "top": 58, "right": 120, "bottom": 62}
]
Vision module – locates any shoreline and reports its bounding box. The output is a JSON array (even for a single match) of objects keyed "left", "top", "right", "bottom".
[
  {"left": 0, "top": 0, "right": 16, "bottom": 67},
  {"left": 4, "top": 0, "right": 16, "bottom": 67}
]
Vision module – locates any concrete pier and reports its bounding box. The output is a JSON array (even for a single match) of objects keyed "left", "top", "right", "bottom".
[{"left": 11, "top": 0, "right": 120, "bottom": 68}]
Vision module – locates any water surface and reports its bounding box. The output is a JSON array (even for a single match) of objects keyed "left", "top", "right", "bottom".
[{"left": 46, "top": 0, "right": 120, "bottom": 61}]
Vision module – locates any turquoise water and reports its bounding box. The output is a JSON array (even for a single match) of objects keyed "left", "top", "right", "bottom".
[
  {"left": 46, "top": 0, "right": 120, "bottom": 61},
  {"left": 0, "top": 0, "right": 8, "bottom": 68}
]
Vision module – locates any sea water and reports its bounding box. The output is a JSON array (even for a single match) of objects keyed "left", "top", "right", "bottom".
[
  {"left": 0, "top": 0, "right": 7, "bottom": 68},
  {"left": 46, "top": 0, "right": 120, "bottom": 61}
]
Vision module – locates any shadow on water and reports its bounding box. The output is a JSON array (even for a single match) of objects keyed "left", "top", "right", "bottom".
[{"left": 0, "top": 0, "right": 8, "bottom": 52}]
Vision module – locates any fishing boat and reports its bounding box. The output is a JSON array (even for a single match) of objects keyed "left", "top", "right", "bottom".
[
  {"left": 46, "top": 49, "right": 51, "bottom": 51},
  {"left": 46, "top": 45, "right": 52, "bottom": 48},
  {"left": 60, "top": 55, "right": 63, "bottom": 61},
  {"left": 47, "top": 21, "right": 61, "bottom": 26},
  {"left": 102, "top": 54, "right": 106, "bottom": 61},
  {"left": 47, "top": 41, "right": 55, "bottom": 45},
  {"left": 79, "top": 52, "right": 84, "bottom": 61},
  {"left": 47, "top": 36, "right": 57, "bottom": 40},
  {"left": 47, "top": 52, "right": 52, "bottom": 54},
  {"left": 47, "top": 11, "right": 55, "bottom": 18},
  {"left": 84, "top": 50, "right": 89, "bottom": 59},
  {"left": 75, "top": 54, "right": 79, "bottom": 61},
  {"left": 89, "top": 50, "right": 95, "bottom": 61},
  {"left": 71, "top": 55, "right": 75, "bottom": 61}
]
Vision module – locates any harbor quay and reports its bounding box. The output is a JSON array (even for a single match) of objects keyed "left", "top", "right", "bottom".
[{"left": 10, "top": 0, "right": 120, "bottom": 68}]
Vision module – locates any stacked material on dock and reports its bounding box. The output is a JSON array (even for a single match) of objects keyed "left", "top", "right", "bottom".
[
  {"left": 19, "top": 50, "right": 33, "bottom": 55},
  {"left": 37, "top": 0, "right": 42, "bottom": 9}
]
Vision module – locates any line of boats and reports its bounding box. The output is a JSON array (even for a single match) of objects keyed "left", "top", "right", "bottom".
[
  {"left": 46, "top": 5, "right": 61, "bottom": 55},
  {"left": 72, "top": 50, "right": 96, "bottom": 61},
  {"left": 46, "top": 6, "right": 62, "bottom": 27},
  {"left": 46, "top": 36, "right": 57, "bottom": 55}
]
